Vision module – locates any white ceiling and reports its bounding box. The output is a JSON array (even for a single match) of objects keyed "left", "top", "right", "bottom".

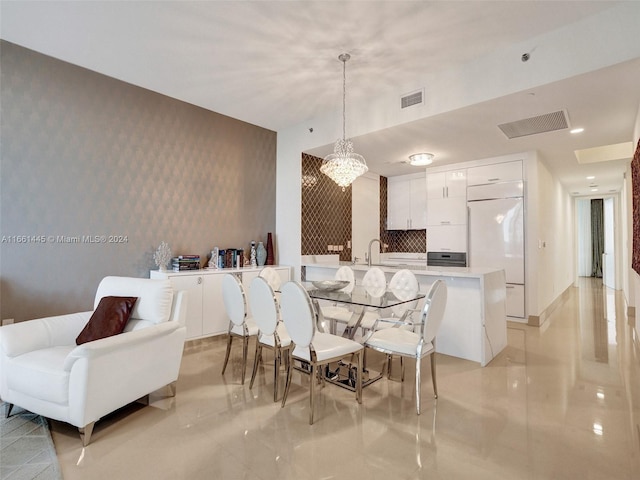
[{"left": 2, "top": 1, "right": 639, "bottom": 196}]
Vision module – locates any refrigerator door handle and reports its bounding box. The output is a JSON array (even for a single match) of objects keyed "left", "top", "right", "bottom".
[{"left": 467, "top": 206, "right": 471, "bottom": 265}]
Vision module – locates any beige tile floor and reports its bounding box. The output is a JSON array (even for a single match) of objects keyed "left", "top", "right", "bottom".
[{"left": 50, "top": 277, "right": 640, "bottom": 479}]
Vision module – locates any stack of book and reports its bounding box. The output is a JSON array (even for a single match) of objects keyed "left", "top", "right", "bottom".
[
  {"left": 217, "top": 249, "right": 244, "bottom": 269},
  {"left": 172, "top": 255, "right": 200, "bottom": 271}
]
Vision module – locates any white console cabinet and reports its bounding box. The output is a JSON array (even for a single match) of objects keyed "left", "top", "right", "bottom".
[
  {"left": 151, "top": 266, "right": 291, "bottom": 340},
  {"left": 387, "top": 173, "right": 427, "bottom": 230}
]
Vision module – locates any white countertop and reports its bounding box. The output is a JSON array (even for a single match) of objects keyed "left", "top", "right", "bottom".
[{"left": 302, "top": 261, "right": 504, "bottom": 279}]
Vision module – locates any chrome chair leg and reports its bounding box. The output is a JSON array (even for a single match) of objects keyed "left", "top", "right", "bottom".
[
  {"left": 249, "top": 342, "right": 262, "bottom": 389},
  {"left": 241, "top": 335, "right": 250, "bottom": 384},
  {"left": 415, "top": 357, "right": 422, "bottom": 415},
  {"left": 221, "top": 334, "right": 233, "bottom": 375},
  {"left": 281, "top": 351, "right": 293, "bottom": 408},
  {"left": 309, "top": 363, "right": 316, "bottom": 425},
  {"left": 356, "top": 351, "right": 363, "bottom": 404},
  {"left": 431, "top": 352, "right": 438, "bottom": 399},
  {"left": 273, "top": 347, "right": 280, "bottom": 402}
]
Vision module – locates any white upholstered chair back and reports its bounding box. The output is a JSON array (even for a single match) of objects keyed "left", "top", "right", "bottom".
[
  {"left": 388, "top": 269, "right": 420, "bottom": 318},
  {"left": 334, "top": 266, "right": 355, "bottom": 293},
  {"left": 421, "top": 280, "right": 448, "bottom": 344},
  {"left": 362, "top": 267, "right": 387, "bottom": 299},
  {"left": 249, "top": 276, "right": 279, "bottom": 336},
  {"left": 222, "top": 274, "right": 247, "bottom": 327},
  {"left": 280, "top": 281, "right": 316, "bottom": 348},
  {"left": 95, "top": 276, "right": 174, "bottom": 324},
  {"left": 259, "top": 267, "right": 282, "bottom": 292}
]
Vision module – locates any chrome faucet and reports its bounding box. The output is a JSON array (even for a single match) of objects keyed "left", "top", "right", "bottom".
[{"left": 368, "top": 238, "right": 382, "bottom": 267}]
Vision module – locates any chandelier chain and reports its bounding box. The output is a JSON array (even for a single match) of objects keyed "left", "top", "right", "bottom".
[{"left": 342, "top": 55, "right": 346, "bottom": 141}]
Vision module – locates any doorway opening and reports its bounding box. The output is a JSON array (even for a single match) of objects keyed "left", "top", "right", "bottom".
[{"left": 576, "top": 197, "right": 616, "bottom": 289}]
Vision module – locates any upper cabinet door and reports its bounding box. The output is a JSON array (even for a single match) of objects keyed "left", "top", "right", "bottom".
[
  {"left": 445, "top": 170, "right": 467, "bottom": 197},
  {"left": 387, "top": 176, "right": 411, "bottom": 230},
  {"left": 426, "top": 172, "right": 446, "bottom": 199},
  {"left": 410, "top": 175, "right": 427, "bottom": 229},
  {"left": 466, "top": 160, "right": 523, "bottom": 186},
  {"left": 387, "top": 173, "right": 426, "bottom": 230}
]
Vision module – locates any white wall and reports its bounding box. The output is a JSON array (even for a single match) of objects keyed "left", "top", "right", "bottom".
[
  {"left": 352, "top": 173, "right": 380, "bottom": 264},
  {"left": 525, "top": 154, "right": 575, "bottom": 320}
]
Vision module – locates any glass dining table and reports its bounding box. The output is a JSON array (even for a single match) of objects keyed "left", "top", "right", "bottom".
[
  {"left": 303, "top": 282, "right": 426, "bottom": 390},
  {"left": 306, "top": 283, "right": 425, "bottom": 338}
]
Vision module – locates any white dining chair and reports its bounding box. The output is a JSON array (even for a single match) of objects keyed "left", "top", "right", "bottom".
[
  {"left": 364, "top": 279, "right": 447, "bottom": 415},
  {"left": 259, "top": 266, "right": 282, "bottom": 292},
  {"left": 353, "top": 266, "right": 388, "bottom": 336},
  {"left": 365, "top": 269, "right": 421, "bottom": 330},
  {"left": 280, "top": 281, "right": 363, "bottom": 425},
  {"left": 221, "top": 273, "right": 259, "bottom": 384},
  {"left": 318, "top": 265, "right": 356, "bottom": 334},
  {"left": 248, "top": 276, "right": 292, "bottom": 401}
]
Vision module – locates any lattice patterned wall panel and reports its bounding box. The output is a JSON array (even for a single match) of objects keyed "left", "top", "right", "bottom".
[{"left": 301, "top": 153, "right": 352, "bottom": 261}]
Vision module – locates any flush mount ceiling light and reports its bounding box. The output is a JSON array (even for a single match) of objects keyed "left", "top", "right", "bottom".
[
  {"left": 320, "top": 53, "right": 368, "bottom": 191},
  {"left": 409, "top": 153, "right": 434, "bottom": 166}
]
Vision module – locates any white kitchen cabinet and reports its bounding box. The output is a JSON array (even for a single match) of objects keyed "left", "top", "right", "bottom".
[
  {"left": 466, "top": 160, "right": 522, "bottom": 186},
  {"left": 426, "top": 170, "right": 467, "bottom": 199},
  {"left": 426, "top": 170, "right": 467, "bottom": 227},
  {"left": 427, "top": 224, "right": 467, "bottom": 252},
  {"left": 151, "top": 266, "right": 291, "bottom": 341},
  {"left": 387, "top": 173, "right": 426, "bottom": 230}
]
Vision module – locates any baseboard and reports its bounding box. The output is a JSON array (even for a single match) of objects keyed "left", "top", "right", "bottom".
[{"left": 527, "top": 284, "right": 573, "bottom": 327}]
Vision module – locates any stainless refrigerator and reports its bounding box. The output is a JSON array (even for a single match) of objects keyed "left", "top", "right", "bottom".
[{"left": 467, "top": 181, "right": 525, "bottom": 318}]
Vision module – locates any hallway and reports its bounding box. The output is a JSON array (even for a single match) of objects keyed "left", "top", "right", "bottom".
[{"left": 50, "top": 278, "right": 640, "bottom": 479}]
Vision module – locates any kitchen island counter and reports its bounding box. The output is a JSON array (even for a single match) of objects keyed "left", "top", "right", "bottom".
[{"left": 302, "top": 261, "right": 507, "bottom": 367}]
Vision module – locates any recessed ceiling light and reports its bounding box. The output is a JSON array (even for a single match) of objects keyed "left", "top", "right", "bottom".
[
  {"left": 408, "top": 153, "right": 434, "bottom": 166},
  {"left": 586, "top": 176, "right": 595, "bottom": 180},
  {"left": 571, "top": 127, "right": 584, "bottom": 134},
  {"left": 591, "top": 188, "right": 599, "bottom": 192}
]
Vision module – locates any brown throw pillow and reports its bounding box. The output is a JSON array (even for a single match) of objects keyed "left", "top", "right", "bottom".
[{"left": 76, "top": 296, "right": 138, "bottom": 345}]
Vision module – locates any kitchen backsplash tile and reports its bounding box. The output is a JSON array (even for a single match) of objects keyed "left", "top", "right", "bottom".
[{"left": 301, "top": 164, "right": 425, "bottom": 260}]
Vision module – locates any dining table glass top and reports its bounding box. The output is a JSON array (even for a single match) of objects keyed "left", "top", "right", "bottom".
[{"left": 304, "top": 283, "right": 425, "bottom": 308}]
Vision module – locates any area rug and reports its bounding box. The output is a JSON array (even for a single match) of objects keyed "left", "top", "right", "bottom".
[{"left": 0, "top": 403, "right": 62, "bottom": 480}]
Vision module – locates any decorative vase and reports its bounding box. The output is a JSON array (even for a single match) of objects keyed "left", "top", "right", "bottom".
[
  {"left": 256, "top": 241, "right": 267, "bottom": 266},
  {"left": 250, "top": 241, "right": 257, "bottom": 267},
  {"left": 266, "top": 232, "right": 275, "bottom": 265}
]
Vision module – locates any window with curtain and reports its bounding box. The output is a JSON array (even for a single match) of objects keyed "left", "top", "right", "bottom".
[{"left": 591, "top": 198, "right": 604, "bottom": 278}]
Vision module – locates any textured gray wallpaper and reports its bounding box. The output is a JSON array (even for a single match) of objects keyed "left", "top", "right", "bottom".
[{"left": 0, "top": 41, "right": 277, "bottom": 322}]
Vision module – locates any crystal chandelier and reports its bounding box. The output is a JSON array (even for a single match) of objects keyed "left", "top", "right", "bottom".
[{"left": 320, "top": 53, "right": 368, "bottom": 191}]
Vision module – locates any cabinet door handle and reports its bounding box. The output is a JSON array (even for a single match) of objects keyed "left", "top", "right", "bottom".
[
  {"left": 440, "top": 221, "right": 450, "bottom": 225},
  {"left": 197, "top": 277, "right": 203, "bottom": 285},
  {"left": 445, "top": 186, "right": 449, "bottom": 197},
  {"left": 488, "top": 177, "right": 500, "bottom": 182},
  {"left": 441, "top": 248, "right": 451, "bottom": 251},
  {"left": 506, "top": 285, "right": 515, "bottom": 289}
]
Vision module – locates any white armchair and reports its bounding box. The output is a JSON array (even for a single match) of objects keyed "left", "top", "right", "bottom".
[{"left": 0, "top": 276, "right": 187, "bottom": 445}]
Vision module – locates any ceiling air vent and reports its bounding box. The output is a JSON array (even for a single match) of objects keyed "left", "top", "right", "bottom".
[
  {"left": 498, "top": 110, "right": 569, "bottom": 139},
  {"left": 401, "top": 89, "right": 423, "bottom": 109}
]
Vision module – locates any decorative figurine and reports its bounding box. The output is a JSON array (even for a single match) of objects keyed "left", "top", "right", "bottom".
[{"left": 154, "top": 241, "right": 172, "bottom": 272}]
